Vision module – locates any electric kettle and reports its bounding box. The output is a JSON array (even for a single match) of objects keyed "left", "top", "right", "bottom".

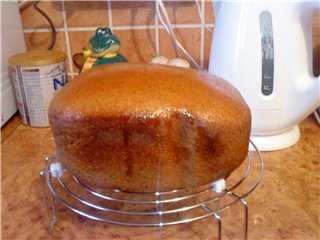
[{"left": 209, "top": 1, "right": 320, "bottom": 151}]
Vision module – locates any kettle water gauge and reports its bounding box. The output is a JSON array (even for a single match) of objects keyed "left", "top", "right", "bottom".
[{"left": 260, "top": 11, "right": 274, "bottom": 96}]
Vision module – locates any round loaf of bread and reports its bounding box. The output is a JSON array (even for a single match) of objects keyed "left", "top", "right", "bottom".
[{"left": 49, "top": 63, "right": 251, "bottom": 192}]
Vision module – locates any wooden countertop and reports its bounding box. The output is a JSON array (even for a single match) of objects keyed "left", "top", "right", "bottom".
[{"left": 1, "top": 114, "right": 319, "bottom": 240}]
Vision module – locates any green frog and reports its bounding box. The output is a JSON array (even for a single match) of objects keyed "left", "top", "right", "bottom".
[{"left": 80, "top": 27, "right": 127, "bottom": 73}]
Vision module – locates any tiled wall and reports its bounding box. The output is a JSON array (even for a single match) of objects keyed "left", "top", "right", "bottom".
[
  {"left": 20, "top": 1, "right": 215, "bottom": 78},
  {"left": 19, "top": 1, "right": 320, "bottom": 78}
]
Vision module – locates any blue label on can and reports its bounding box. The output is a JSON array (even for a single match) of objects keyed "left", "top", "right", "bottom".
[{"left": 53, "top": 75, "right": 66, "bottom": 91}]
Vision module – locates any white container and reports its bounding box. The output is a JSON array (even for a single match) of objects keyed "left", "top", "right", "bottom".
[
  {"left": 9, "top": 50, "right": 67, "bottom": 127},
  {"left": 1, "top": 1, "right": 26, "bottom": 126}
]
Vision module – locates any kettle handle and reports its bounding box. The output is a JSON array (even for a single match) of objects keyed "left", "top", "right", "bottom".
[{"left": 300, "top": 2, "right": 320, "bottom": 80}]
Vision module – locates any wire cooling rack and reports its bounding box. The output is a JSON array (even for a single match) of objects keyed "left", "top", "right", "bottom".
[{"left": 40, "top": 140, "right": 263, "bottom": 239}]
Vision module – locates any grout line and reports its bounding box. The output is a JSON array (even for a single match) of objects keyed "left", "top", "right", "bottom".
[
  {"left": 23, "top": 28, "right": 65, "bottom": 33},
  {"left": 167, "top": 23, "right": 213, "bottom": 29},
  {"left": 1, "top": 113, "right": 22, "bottom": 144},
  {"left": 60, "top": 27, "right": 96, "bottom": 32},
  {"left": 155, "top": 2, "right": 160, "bottom": 56},
  {"left": 200, "top": 0, "right": 205, "bottom": 69},
  {"left": 104, "top": 25, "right": 157, "bottom": 30},
  {"left": 107, "top": 0, "right": 113, "bottom": 30},
  {"left": 61, "top": 1, "right": 74, "bottom": 79},
  {"left": 22, "top": 24, "right": 215, "bottom": 33},
  {"left": 1, "top": 122, "right": 21, "bottom": 143}
]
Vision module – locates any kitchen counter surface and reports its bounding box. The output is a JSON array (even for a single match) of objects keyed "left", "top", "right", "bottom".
[{"left": 1, "top": 114, "right": 319, "bottom": 240}]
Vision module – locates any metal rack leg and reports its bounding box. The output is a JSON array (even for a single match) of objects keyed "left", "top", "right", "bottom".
[
  {"left": 199, "top": 201, "right": 222, "bottom": 240},
  {"left": 40, "top": 170, "right": 57, "bottom": 234},
  {"left": 228, "top": 192, "right": 248, "bottom": 240},
  {"left": 214, "top": 213, "right": 222, "bottom": 240},
  {"left": 241, "top": 198, "right": 248, "bottom": 240}
]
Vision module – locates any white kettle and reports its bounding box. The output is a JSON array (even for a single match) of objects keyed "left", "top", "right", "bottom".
[{"left": 208, "top": 1, "right": 320, "bottom": 151}]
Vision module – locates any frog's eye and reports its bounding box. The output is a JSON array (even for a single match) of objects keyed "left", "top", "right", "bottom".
[{"left": 97, "top": 29, "right": 103, "bottom": 34}]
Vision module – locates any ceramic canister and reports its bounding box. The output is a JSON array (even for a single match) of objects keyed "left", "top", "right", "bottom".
[{"left": 9, "top": 50, "right": 67, "bottom": 127}]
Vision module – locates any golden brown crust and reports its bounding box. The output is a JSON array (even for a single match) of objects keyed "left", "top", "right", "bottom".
[{"left": 49, "top": 63, "right": 251, "bottom": 192}]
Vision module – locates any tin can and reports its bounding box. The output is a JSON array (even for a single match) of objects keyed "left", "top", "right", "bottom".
[{"left": 8, "top": 50, "right": 67, "bottom": 127}]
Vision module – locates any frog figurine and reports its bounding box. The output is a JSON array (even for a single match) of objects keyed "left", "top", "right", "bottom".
[{"left": 80, "top": 27, "right": 127, "bottom": 73}]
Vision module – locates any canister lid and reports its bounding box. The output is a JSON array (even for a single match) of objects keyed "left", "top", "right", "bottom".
[{"left": 9, "top": 50, "right": 67, "bottom": 67}]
